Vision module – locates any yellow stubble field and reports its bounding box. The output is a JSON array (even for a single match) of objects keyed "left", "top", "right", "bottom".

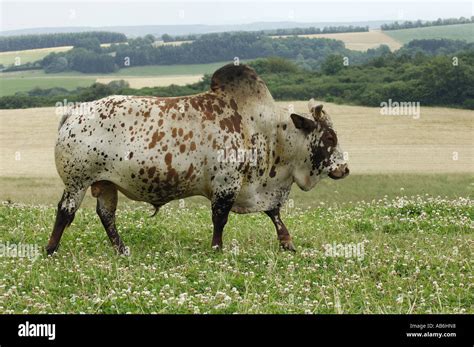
[
  {"left": 272, "top": 30, "right": 403, "bottom": 51},
  {"left": 1, "top": 102, "right": 472, "bottom": 178}
]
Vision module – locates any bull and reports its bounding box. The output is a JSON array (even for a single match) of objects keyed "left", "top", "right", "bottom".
[{"left": 47, "top": 64, "right": 349, "bottom": 255}]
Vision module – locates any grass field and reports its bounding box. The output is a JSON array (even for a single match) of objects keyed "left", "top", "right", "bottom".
[
  {"left": 0, "top": 194, "right": 472, "bottom": 313},
  {"left": 0, "top": 62, "right": 229, "bottom": 96},
  {"left": 0, "top": 100, "right": 472, "bottom": 313},
  {"left": 0, "top": 46, "right": 73, "bottom": 66},
  {"left": 0, "top": 76, "right": 96, "bottom": 97},
  {"left": 95, "top": 75, "right": 204, "bottom": 88},
  {"left": 385, "top": 23, "right": 474, "bottom": 44},
  {"left": 0, "top": 43, "right": 121, "bottom": 67},
  {"left": 0, "top": 174, "right": 472, "bottom": 208},
  {"left": 99, "top": 62, "right": 229, "bottom": 76},
  {"left": 272, "top": 23, "right": 473, "bottom": 51},
  {"left": 272, "top": 30, "right": 402, "bottom": 51}
]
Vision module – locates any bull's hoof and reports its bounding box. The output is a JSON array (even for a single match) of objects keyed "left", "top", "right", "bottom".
[
  {"left": 119, "top": 246, "right": 131, "bottom": 256},
  {"left": 280, "top": 240, "right": 296, "bottom": 252},
  {"left": 211, "top": 244, "right": 223, "bottom": 252},
  {"left": 45, "top": 245, "right": 58, "bottom": 256}
]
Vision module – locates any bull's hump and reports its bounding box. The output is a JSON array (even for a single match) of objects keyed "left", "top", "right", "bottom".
[{"left": 210, "top": 64, "right": 272, "bottom": 101}]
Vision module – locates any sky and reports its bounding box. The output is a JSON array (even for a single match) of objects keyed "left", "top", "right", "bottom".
[{"left": 1, "top": 0, "right": 473, "bottom": 32}]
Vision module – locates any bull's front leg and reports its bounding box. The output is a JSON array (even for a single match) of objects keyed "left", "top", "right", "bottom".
[{"left": 264, "top": 208, "right": 296, "bottom": 252}]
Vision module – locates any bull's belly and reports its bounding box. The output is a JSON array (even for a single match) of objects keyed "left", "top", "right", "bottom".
[
  {"left": 98, "top": 168, "right": 291, "bottom": 214},
  {"left": 116, "top": 183, "right": 196, "bottom": 205},
  {"left": 112, "top": 180, "right": 290, "bottom": 213},
  {"left": 95, "top": 162, "right": 207, "bottom": 206},
  {"left": 231, "top": 183, "right": 292, "bottom": 214},
  {"left": 108, "top": 177, "right": 205, "bottom": 205}
]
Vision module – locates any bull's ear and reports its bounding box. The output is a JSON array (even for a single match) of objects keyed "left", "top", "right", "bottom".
[{"left": 290, "top": 113, "right": 316, "bottom": 134}]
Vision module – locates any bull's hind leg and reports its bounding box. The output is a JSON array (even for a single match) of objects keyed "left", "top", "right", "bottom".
[
  {"left": 210, "top": 191, "right": 237, "bottom": 250},
  {"left": 46, "top": 186, "right": 87, "bottom": 255},
  {"left": 264, "top": 208, "right": 296, "bottom": 252},
  {"left": 92, "top": 181, "right": 127, "bottom": 255}
]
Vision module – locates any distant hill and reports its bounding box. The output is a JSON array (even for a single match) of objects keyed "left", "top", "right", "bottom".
[{"left": 0, "top": 20, "right": 394, "bottom": 38}]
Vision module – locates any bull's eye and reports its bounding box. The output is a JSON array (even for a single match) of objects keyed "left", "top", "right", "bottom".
[
  {"left": 326, "top": 135, "right": 336, "bottom": 147},
  {"left": 324, "top": 128, "right": 337, "bottom": 147}
]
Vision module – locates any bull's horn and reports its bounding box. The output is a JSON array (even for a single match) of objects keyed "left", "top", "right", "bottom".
[
  {"left": 307, "top": 98, "right": 317, "bottom": 112},
  {"left": 308, "top": 98, "right": 324, "bottom": 120},
  {"left": 313, "top": 104, "right": 324, "bottom": 120}
]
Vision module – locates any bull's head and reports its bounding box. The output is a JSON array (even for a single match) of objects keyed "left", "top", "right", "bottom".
[{"left": 290, "top": 98, "right": 349, "bottom": 191}]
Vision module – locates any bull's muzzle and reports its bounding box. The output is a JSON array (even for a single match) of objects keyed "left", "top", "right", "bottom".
[{"left": 328, "top": 164, "right": 350, "bottom": 180}]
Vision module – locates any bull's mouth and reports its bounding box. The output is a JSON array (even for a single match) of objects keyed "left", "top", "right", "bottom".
[{"left": 328, "top": 166, "right": 350, "bottom": 180}]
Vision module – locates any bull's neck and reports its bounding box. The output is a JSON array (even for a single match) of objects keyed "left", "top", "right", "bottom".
[{"left": 273, "top": 109, "right": 303, "bottom": 170}]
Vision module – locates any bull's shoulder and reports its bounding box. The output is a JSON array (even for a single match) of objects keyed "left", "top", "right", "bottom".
[{"left": 210, "top": 64, "right": 259, "bottom": 90}]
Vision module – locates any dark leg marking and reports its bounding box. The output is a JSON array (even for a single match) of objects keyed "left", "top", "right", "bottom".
[
  {"left": 46, "top": 188, "right": 86, "bottom": 255},
  {"left": 264, "top": 208, "right": 296, "bottom": 252},
  {"left": 211, "top": 192, "right": 236, "bottom": 250},
  {"left": 94, "top": 181, "right": 127, "bottom": 255}
]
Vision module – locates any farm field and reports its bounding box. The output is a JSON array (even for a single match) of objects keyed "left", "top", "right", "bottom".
[
  {"left": 1, "top": 102, "right": 471, "bottom": 179},
  {"left": 0, "top": 76, "right": 96, "bottom": 97},
  {"left": 272, "top": 30, "right": 403, "bottom": 51},
  {"left": 384, "top": 23, "right": 474, "bottom": 44},
  {"left": 0, "top": 74, "right": 203, "bottom": 96},
  {"left": 0, "top": 43, "right": 121, "bottom": 67},
  {"left": 96, "top": 62, "right": 230, "bottom": 76},
  {"left": 0, "top": 46, "right": 73, "bottom": 66},
  {"left": 272, "top": 23, "right": 473, "bottom": 51},
  {"left": 0, "top": 62, "right": 229, "bottom": 96},
  {"left": 95, "top": 75, "right": 204, "bottom": 88},
  {"left": 153, "top": 40, "right": 192, "bottom": 47}
]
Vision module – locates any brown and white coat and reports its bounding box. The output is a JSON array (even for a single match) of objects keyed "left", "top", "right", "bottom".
[{"left": 48, "top": 64, "right": 349, "bottom": 254}]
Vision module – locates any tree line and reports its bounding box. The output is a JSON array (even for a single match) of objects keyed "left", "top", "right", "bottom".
[
  {"left": 7, "top": 30, "right": 471, "bottom": 75},
  {"left": 1, "top": 40, "right": 472, "bottom": 110},
  {"left": 116, "top": 32, "right": 349, "bottom": 66},
  {"left": 381, "top": 16, "right": 473, "bottom": 31},
  {"left": 32, "top": 32, "right": 353, "bottom": 73},
  {"left": 0, "top": 31, "right": 127, "bottom": 52},
  {"left": 161, "top": 25, "right": 369, "bottom": 42}
]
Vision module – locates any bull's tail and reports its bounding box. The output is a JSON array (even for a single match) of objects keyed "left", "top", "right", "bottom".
[
  {"left": 150, "top": 204, "right": 161, "bottom": 217},
  {"left": 58, "top": 111, "right": 70, "bottom": 131}
]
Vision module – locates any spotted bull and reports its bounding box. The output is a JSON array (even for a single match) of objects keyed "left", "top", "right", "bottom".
[{"left": 47, "top": 64, "right": 349, "bottom": 255}]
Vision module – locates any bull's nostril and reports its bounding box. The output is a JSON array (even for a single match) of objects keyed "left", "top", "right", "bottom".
[{"left": 345, "top": 167, "right": 350, "bottom": 175}]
